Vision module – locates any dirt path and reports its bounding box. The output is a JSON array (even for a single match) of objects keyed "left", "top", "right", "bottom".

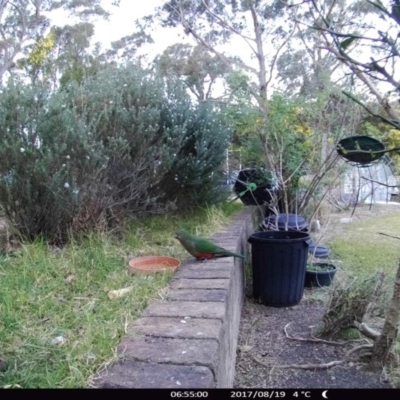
[{"left": 234, "top": 204, "right": 400, "bottom": 389}]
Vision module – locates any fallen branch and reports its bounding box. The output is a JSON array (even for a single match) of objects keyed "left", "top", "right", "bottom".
[
  {"left": 353, "top": 321, "right": 381, "bottom": 340},
  {"left": 251, "top": 344, "right": 372, "bottom": 371},
  {"left": 378, "top": 232, "right": 400, "bottom": 240},
  {"left": 328, "top": 197, "right": 346, "bottom": 211},
  {"left": 251, "top": 355, "right": 345, "bottom": 370},
  {"left": 284, "top": 322, "right": 365, "bottom": 346},
  {"left": 345, "top": 343, "right": 373, "bottom": 358}
]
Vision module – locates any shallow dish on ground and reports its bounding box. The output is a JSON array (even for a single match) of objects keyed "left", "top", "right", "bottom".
[{"left": 128, "top": 256, "right": 181, "bottom": 275}]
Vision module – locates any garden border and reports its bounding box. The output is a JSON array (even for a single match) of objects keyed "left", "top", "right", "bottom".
[{"left": 94, "top": 206, "right": 258, "bottom": 388}]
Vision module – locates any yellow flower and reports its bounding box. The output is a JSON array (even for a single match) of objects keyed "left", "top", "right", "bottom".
[{"left": 28, "top": 32, "right": 56, "bottom": 66}]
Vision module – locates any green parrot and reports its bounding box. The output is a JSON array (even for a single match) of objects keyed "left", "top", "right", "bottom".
[{"left": 175, "top": 230, "right": 245, "bottom": 260}]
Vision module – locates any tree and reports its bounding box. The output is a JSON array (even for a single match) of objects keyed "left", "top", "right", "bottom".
[
  {"left": 148, "top": 2, "right": 311, "bottom": 210},
  {"left": 155, "top": 43, "right": 230, "bottom": 101},
  {"left": 17, "top": 22, "right": 99, "bottom": 86},
  {"left": 305, "top": 0, "right": 400, "bottom": 130},
  {"left": 276, "top": 23, "right": 341, "bottom": 98},
  {"left": 102, "top": 32, "right": 154, "bottom": 64},
  {"left": 0, "top": 0, "right": 111, "bottom": 81},
  {"left": 152, "top": 0, "right": 297, "bottom": 107}
]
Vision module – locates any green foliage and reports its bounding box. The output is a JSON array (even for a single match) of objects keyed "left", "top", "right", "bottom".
[
  {"left": 357, "top": 117, "right": 400, "bottom": 166},
  {"left": 157, "top": 101, "right": 231, "bottom": 206},
  {"left": 156, "top": 44, "right": 229, "bottom": 101},
  {"left": 0, "top": 65, "right": 231, "bottom": 243},
  {"left": 228, "top": 95, "right": 313, "bottom": 210},
  {"left": 307, "top": 263, "right": 336, "bottom": 272}
]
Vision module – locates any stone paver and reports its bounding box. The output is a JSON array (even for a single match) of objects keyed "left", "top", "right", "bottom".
[
  {"left": 127, "top": 316, "right": 223, "bottom": 340},
  {"left": 143, "top": 301, "right": 226, "bottom": 320},
  {"left": 167, "top": 289, "right": 228, "bottom": 302},
  {"left": 117, "top": 337, "right": 219, "bottom": 374},
  {"left": 95, "top": 361, "right": 215, "bottom": 388}
]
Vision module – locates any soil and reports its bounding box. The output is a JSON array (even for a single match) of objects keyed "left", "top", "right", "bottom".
[{"left": 234, "top": 203, "right": 400, "bottom": 389}]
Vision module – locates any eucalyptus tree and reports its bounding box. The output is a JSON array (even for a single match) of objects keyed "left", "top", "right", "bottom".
[
  {"left": 156, "top": 43, "right": 230, "bottom": 101},
  {"left": 151, "top": 0, "right": 298, "bottom": 108},
  {"left": 0, "top": 0, "right": 112, "bottom": 83},
  {"left": 304, "top": 0, "right": 400, "bottom": 129}
]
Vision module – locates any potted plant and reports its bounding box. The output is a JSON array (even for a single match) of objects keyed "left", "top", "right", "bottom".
[{"left": 305, "top": 262, "right": 338, "bottom": 288}]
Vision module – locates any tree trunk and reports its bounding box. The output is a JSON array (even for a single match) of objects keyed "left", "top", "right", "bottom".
[
  {"left": 370, "top": 257, "right": 400, "bottom": 368},
  {"left": 249, "top": 2, "right": 267, "bottom": 103}
]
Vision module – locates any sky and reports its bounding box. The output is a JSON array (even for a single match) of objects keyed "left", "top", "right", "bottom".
[{"left": 93, "top": 0, "right": 192, "bottom": 55}]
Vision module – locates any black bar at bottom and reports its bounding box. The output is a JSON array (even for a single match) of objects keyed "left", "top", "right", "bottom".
[{"left": 1, "top": 389, "right": 398, "bottom": 398}]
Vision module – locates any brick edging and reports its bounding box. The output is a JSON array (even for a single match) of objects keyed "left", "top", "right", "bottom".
[{"left": 94, "top": 207, "right": 257, "bottom": 388}]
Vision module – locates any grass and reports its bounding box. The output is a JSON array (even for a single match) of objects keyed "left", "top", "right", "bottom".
[
  {"left": 330, "top": 211, "right": 400, "bottom": 279},
  {"left": 0, "top": 201, "right": 243, "bottom": 388}
]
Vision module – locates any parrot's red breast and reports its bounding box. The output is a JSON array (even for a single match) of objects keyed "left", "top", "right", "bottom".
[{"left": 195, "top": 252, "right": 214, "bottom": 259}]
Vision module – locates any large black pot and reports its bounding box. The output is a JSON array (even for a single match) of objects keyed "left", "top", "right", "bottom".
[
  {"left": 248, "top": 231, "right": 310, "bottom": 307},
  {"left": 234, "top": 169, "right": 277, "bottom": 207}
]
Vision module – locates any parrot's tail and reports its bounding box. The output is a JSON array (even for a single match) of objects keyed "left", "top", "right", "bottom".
[{"left": 216, "top": 251, "right": 245, "bottom": 259}]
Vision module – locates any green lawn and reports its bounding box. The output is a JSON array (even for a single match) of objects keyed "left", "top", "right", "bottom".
[
  {"left": 330, "top": 211, "right": 400, "bottom": 279},
  {"left": 0, "top": 202, "right": 243, "bottom": 388}
]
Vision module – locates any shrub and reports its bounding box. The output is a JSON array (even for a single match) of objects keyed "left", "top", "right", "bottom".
[
  {"left": 157, "top": 101, "right": 231, "bottom": 207},
  {"left": 0, "top": 65, "right": 231, "bottom": 243}
]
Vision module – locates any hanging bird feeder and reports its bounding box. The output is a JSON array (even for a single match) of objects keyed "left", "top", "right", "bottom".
[
  {"left": 336, "top": 135, "right": 400, "bottom": 166},
  {"left": 336, "top": 135, "right": 400, "bottom": 217},
  {"left": 233, "top": 169, "right": 278, "bottom": 207}
]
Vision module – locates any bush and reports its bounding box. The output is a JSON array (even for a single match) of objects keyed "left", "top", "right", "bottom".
[
  {"left": 0, "top": 65, "right": 231, "bottom": 243},
  {"left": 157, "top": 101, "right": 231, "bottom": 206}
]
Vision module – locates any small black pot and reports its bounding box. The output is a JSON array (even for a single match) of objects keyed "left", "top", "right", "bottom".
[{"left": 305, "top": 263, "right": 337, "bottom": 288}]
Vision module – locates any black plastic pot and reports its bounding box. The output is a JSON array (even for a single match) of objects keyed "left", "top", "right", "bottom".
[
  {"left": 248, "top": 231, "right": 310, "bottom": 307},
  {"left": 305, "top": 263, "right": 337, "bottom": 288},
  {"left": 234, "top": 169, "right": 277, "bottom": 207},
  {"left": 262, "top": 213, "right": 309, "bottom": 232}
]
